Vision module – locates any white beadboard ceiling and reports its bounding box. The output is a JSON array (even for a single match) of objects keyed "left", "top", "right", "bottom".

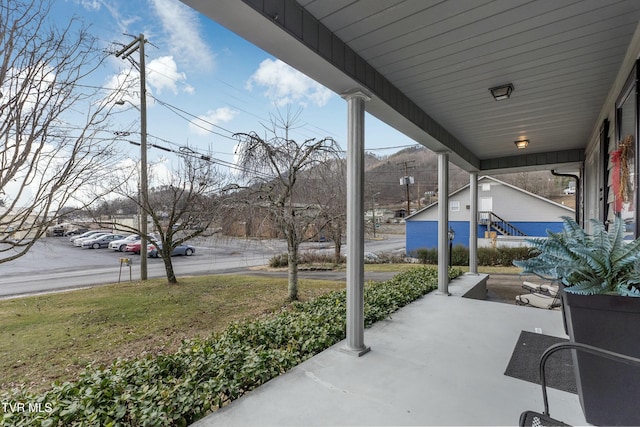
[{"left": 182, "top": 0, "right": 640, "bottom": 173}]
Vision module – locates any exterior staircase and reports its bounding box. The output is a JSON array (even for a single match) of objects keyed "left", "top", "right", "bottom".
[{"left": 478, "top": 211, "right": 527, "bottom": 237}]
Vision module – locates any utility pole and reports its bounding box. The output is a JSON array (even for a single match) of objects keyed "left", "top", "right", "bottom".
[
  {"left": 399, "top": 161, "right": 415, "bottom": 216},
  {"left": 115, "top": 34, "right": 148, "bottom": 281},
  {"left": 372, "top": 191, "right": 380, "bottom": 238}
]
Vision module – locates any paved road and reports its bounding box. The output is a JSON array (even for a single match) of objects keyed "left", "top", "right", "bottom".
[{"left": 0, "top": 234, "right": 406, "bottom": 298}]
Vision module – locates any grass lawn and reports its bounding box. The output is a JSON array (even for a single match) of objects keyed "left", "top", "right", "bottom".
[
  {"left": 0, "top": 262, "right": 518, "bottom": 395},
  {"left": 0, "top": 275, "right": 343, "bottom": 394}
]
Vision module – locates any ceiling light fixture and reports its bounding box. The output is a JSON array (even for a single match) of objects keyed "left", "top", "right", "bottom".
[
  {"left": 489, "top": 83, "right": 514, "bottom": 101},
  {"left": 514, "top": 139, "right": 529, "bottom": 149}
]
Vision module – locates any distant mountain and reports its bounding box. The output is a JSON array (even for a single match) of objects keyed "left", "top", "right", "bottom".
[{"left": 364, "top": 145, "right": 575, "bottom": 211}]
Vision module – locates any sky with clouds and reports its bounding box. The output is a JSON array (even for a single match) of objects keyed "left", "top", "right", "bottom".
[{"left": 55, "top": 0, "right": 417, "bottom": 176}]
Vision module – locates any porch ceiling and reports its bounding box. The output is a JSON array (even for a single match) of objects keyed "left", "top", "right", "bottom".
[{"left": 181, "top": 0, "right": 640, "bottom": 173}]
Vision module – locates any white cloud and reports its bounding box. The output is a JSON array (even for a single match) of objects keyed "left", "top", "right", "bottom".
[
  {"left": 246, "top": 59, "right": 333, "bottom": 107},
  {"left": 149, "top": 157, "right": 175, "bottom": 186},
  {"left": 104, "top": 68, "right": 140, "bottom": 107},
  {"left": 149, "top": 0, "right": 215, "bottom": 70},
  {"left": 106, "top": 56, "right": 191, "bottom": 105},
  {"left": 189, "top": 107, "right": 238, "bottom": 136},
  {"left": 114, "top": 157, "right": 174, "bottom": 190},
  {"left": 76, "top": 0, "right": 102, "bottom": 11},
  {"left": 104, "top": 68, "right": 130, "bottom": 89},
  {"left": 2, "top": 64, "right": 56, "bottom": 114},
  {"left": 72, "top": 0, "right": 141, "bottom": 32},
  {"left": 147, "top": 56, "right": 188, "bottom": 95}
]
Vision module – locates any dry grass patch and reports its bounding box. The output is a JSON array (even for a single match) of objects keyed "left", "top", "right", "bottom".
[{"left": 0, "top": 275, "right": 343, "bottom": 393}]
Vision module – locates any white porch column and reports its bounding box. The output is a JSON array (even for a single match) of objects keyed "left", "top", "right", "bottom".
[
  {"left": 437, "top": 151, "right": 451, "bottom": 295},
  {"left": 341, "top": 89, "right": 371, "bottom": 356},
  {"left": 469, "top": 172, "right": 478, "bottom": 274}
]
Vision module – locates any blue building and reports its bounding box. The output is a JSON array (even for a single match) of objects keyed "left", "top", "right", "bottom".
[{"left": 405, "top": 176, "right": 575, "bottom": 254}]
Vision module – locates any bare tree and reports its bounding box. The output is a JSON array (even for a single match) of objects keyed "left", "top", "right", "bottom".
[
  {"left": 234, "top": 111, "right": 342, "bottom": 301},
  {"left": 100, "top": 151, "right": 229, "bottom": 284},
  {"left": 311, "top": 159, "right": 346, "bottom": 263},
  {"left": 0, "top": 0, "right": 128, "bottom": 263},
  {"left": 498, "top": 171, "right": 560, "bottom": 198}
]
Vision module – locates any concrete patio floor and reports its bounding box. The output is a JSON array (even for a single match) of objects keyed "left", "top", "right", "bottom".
[{"left": 192, "top": 274, "right": 588, "bottom": 426}]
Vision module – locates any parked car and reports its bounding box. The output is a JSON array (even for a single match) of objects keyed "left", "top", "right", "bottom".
[
  {"left": 68, "top": 230, "right": 100, "bottom": 243},
  {"left": 64, "top": 227, "right": 89, "bottom": 237},
  {"left": 48, "top": 224, "right": 66, "bottom": 237},
  {"left": 109, "top": 234, "right": 140, "bottom": 252},
  {"left": 73, "top": 232, "right": 112, "bottom": 247},
  {"left": 124, "top": 241, "right": 143, "bottom": 254},
  {"left": 148, "top": 243, "right": 195, "bottom": 258},
  {"left": 563, "top": 187, "right": 576, "bottom": 195},
  {"left": 120, "top": 234, "right": 158, "bottom": 253},
  {"left": 82, "top": 234, "right": 126, "bottom": 249},
  {"left": 72, "top": 232, "right": 109, "bottom": 246}
]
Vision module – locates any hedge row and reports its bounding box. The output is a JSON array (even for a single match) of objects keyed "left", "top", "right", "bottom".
[
  {"left": 414, "top": 245, "right": 534, "bottom": 266},
  {"left": 269, "top": 251, "right": 406, "bottom": 268},
  {"left": 1, "top": 266, "right": 461, "bottom": 427}
]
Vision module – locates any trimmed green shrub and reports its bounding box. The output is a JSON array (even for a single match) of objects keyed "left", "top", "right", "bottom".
[
  {"left": 415, "top": 248, "right": 437, "bottom": 264},
  {"left": 269, "top": 253, "right": 288, "bottom": 268},
  {"left": 451, "top": 245, "right": 468, "bottom": 266},
  {"left": 1, "top": 266, "right": 462, "bottom": 427},
  {"left": 502, "top": 246, "right": 533, "bottom": 263},
  {"left": 271, "top": 251, "right": 405, "bottom": 267},
  {"left": 370, "top": 252, "right": 406, "bottom": 264},
  {"left": 414, "top": 246, "right": 535, "bottom": 267},
  {"left": 298, "top": 251, "right": 344, "bottom": 265},
  {"left": 477, "top": 247, "right": 533, "bottom": 266}
]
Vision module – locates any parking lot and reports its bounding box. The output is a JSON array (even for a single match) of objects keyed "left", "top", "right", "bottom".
[
  {"left": 0, "top": 234, "right": 290, "bottom": 297},
  {"left": 5, "top": 235, "right": 182, "bottom": 275},
  {"left": 0, "top": 233, "right": 406, "bottom": 298}
]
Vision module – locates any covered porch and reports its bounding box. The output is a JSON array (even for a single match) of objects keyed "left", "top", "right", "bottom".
[
  {"left": 180, "top": 0, "right": 640, "bottom": 356},
  {"left": 193, "top": 274, "right": 585, "bottom": 426},
  {"left": 178, "top": 1, "right": 640, "bottom": 424}
]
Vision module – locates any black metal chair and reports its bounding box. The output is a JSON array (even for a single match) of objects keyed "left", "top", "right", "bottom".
[
  {"left": 520, "top": 341, "right": 640, "bottom": 427},
  {"left": 515, "top": 292, "right": 562, "bottom": 309}
]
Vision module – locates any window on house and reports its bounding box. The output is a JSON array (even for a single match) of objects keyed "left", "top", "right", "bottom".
[{"left": 615, "top": 61, "right": 638, "bottom": 239}]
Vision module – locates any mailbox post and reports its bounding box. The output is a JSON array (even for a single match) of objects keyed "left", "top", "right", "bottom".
[{"left": 118, "top": 257, "right": 132, "bottom": 283}]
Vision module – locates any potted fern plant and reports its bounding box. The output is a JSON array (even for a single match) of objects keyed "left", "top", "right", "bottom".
[{"left": 514, "top": 216, "right": 640, "bottom": 426}]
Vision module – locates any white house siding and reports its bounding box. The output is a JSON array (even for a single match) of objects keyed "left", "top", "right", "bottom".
[
  {"left": 409, "top": 177, "right": 573, "bottom": 223},
  {"left": 405, "top": 176, "right": 574, "bottom": 253}
]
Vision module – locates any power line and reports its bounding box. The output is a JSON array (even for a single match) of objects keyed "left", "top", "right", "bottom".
[
  {"left": 366, "top": 144, "right": 420, "bottom": 151},
  {"left": 58, "top": 67, "right": 412, "bottom": 156},
  {"left": 114, "top": 130, "right": 275, "bottom": 179},
  {"left": 148, "top": 94, "right": 238, "bottom": 141},
  {"left": 67, "top": 68, "right": 346, "bottom": 146}
]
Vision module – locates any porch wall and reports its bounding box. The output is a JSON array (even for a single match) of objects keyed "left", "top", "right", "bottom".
[{"left": 585, "top": 22, "right": 640, "bottom": 225}]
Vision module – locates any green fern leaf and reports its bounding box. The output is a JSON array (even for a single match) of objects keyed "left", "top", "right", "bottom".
[
  {"left": 564, "top": 277, "right": 607, "bottom": 295},
  {"left": 516, "top": 216, "right": 640, "bottom": 296}
]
